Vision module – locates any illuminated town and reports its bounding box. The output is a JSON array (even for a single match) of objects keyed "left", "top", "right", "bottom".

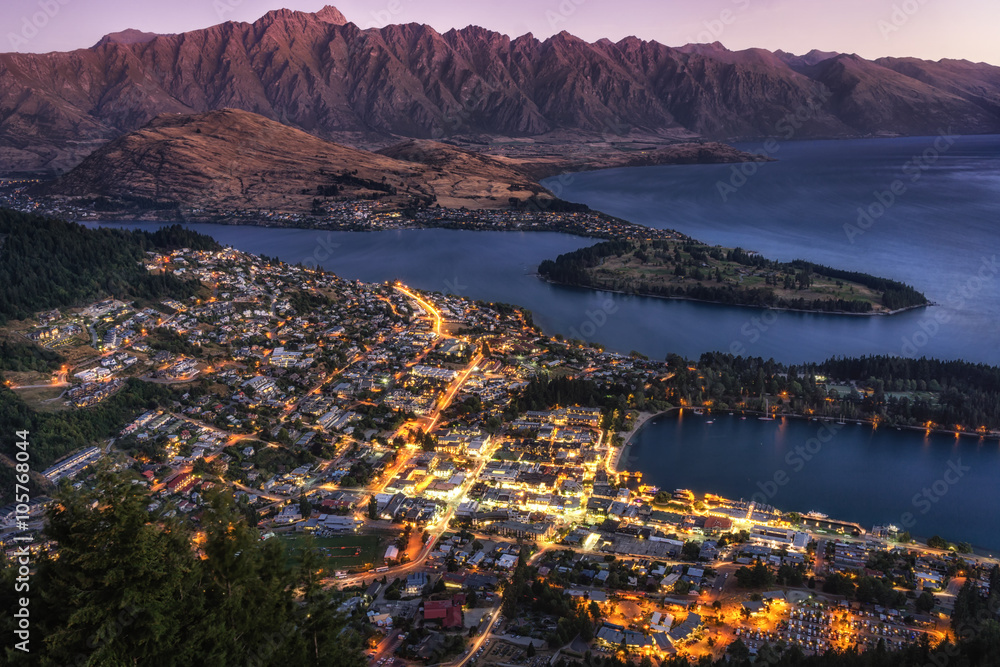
[{"left": 1, "top": 244, "right": 995, "bottom": 665}]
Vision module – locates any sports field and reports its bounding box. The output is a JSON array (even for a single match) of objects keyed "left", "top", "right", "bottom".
[{"left": 281, "top": 533, "right": 386, "bottom": 571}]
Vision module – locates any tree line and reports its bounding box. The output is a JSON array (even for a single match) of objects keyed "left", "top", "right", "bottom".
[
  {"left": 0, "top": 474, "right": 368, "bottom": 666},
  {"left": 0, "top": 209, "right": 218, "bottom": 322},
  {"left": 0, "top": 379, "right": 174, "bottom": 503},
  {"left": 649, "top": 353, "right": 1000, "bottom": 432},
  {"left": 537, "top": 239, "right": 927, "bottom": 312}
]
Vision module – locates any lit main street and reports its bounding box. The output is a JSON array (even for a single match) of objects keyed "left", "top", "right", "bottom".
[{"left": 324, "top": 286, "right": 490, "bottom": 589}]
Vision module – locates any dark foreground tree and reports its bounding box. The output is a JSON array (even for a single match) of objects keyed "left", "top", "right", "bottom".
[{"left": 0, "top": 472, "right": 367, "bottom": 667}]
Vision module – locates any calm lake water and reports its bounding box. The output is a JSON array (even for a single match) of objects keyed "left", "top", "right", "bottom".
[
  {"left": 546, "top": 134, "right": 1000, "bottom": 365},
  {"left": 85, "top": 135, "right": 1000, "bottom": 549},
  {"left": 626, "top": 411, "right": 1000, "bottom": 553}
]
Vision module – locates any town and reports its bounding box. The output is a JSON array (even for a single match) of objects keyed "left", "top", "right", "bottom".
[
  {"left": 0, "top": 178, "right": 687, "bottom": 244},
  {"left": 1, "top": 243, "right": 996, "bottom": 666}
]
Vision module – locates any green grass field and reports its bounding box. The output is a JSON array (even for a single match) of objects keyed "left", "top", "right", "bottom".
[{"left": 281, "top": 533, "right": 387, "bottom": 572}]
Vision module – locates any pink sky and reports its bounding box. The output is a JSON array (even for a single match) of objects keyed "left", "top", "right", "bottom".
[{"left": 3, "top": 0, "right": 998, "bottom": 65}]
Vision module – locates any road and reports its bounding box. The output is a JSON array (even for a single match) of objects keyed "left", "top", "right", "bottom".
[
  {"left": 449, "top": 546, "right": 552, "bottom": 667},
  {"left": 395, "top": 284, "right": 443, "bottom": 335}
]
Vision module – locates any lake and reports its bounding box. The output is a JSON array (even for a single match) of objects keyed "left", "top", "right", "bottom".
[
  {"left": 546, "top": 134, "right": 1000, "bottom": 364},
  {"left": 83, "top": 135, "right": 1000, "bottom": 552},
  {"left": 626, "top": 411, "right": 1000, "bottom": 553},
  {"left": 89, "top": 135, "right": 1000, "bottom": 364}
]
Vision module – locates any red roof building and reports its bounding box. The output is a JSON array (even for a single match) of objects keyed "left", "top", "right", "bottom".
[{"left": 423, "top": 598, "right": 463, "bottom": 628}]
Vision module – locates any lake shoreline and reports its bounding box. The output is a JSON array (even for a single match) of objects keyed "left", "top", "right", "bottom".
[
  {"left": 537, "top": 275, "right": 931, "bottom": 317},
  {"left": 620, "top": 406, "right": 999, "bottom": 455},
  {"left": 622, "top": 409, "right": 1000, "bottom": 554}
]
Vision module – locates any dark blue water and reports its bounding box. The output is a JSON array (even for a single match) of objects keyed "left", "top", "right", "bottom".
[
  {"left": 545, "top": 134, "right": 1000, "bottom": 364},
  {"left": 84, "top": 137, "right": 1000, "bottom": 551},
  {"left": 627, "top": 411, "right": 1000, "bottom": 553}
]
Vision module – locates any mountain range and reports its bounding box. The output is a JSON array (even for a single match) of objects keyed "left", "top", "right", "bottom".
[{"left": 2, "top": 5, "right": 1000, "bottom": 175}]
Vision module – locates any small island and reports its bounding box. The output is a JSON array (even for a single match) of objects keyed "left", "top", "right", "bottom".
[{"left": 539, "top": 238, "right": 928, "bottom": 314}]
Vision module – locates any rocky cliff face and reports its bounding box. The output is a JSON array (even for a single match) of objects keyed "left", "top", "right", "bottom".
[{"left": 3, "top": 5, "right": 1000, "bottom": 174}]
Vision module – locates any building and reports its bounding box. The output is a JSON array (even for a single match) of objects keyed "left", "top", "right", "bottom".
[
  {"left": 41, "top": 447, "right": 101, "bottom": 482},
  {"left": 495, "top": 520, "right": 553, "bottom": 542},
  {"left": 750, "top": 525, "right": 810, "bottom": 550},
  {"left": 405, "top": 571, "right": 429, "bottom": 596},
  {"left": 424, "top": 598, "right": 463, "bottom": 628}
]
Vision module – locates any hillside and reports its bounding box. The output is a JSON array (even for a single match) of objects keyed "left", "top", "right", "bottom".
[
  {"left": 3, "top": 6, "right": 1000, "bottom": 174},
  {"left": 40, "top": 109, "right": 555, "bottom": 213},
  {"left": 0, "top": 208, "right": 216, "bottom": 322}
]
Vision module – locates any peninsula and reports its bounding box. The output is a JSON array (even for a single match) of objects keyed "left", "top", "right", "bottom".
[{"left": 538, "top": 238, "right": 928, "bottom": 314}]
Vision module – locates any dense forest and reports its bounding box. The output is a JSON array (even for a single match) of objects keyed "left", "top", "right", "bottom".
[
  {"left": 0, "top": 379, "right": 174, "bottom": 503},
  {"left": 507, "top": 353, "right": 1000, "bottom": 435},
  {"left": 538, "top": 240, "right": 927, "bottom": 313},
  {"left": 0, "top": 339, "right": 63, "bottom": 373},
  {"left": 508, "top": 375, "right": 635, "bottom": 431},
  {"left": 0, "top": 475, "right": 369, "bottom": 666},
  {"left": 652, "top": 353, "right": 1000, "bottom": 432},
  {"left": 0, "top": 209, "right": 219, "bottom": 322}
]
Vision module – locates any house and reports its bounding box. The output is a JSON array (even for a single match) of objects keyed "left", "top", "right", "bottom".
[
  {"left": 424, "top": 598, "right": 463, "bottom": 628},
  {"left": 365, "top": 581, "right": 384, "bottom": 600},
  {"left": 405, "top": 571, "right": 429, "bottom": 596},
  {"left": 496, "top": 554, "right": 519, "bottom": 569}
]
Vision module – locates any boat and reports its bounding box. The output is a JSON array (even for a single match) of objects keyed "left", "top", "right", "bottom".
[
  {"left": 705, "top": 420, "right": 714, "bottom": 424},
  {"left": 806, "top": 511, "right": 829, "bottom": 519},
  {"left": 758, "top": 398, "right": 774, "bottom": 421},
  {"left": 692, "top": 408, "right": 704, "bottom": 416}
]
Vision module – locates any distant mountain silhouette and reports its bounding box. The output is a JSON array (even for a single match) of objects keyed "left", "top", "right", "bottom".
[{"left": 2, "top": 5, "right": 999, "bottom": 174}]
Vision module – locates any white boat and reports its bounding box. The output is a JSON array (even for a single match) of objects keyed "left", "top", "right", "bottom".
[
  {"left": 692, "top": 408, "right": 704, "bottom": 415},
  {"left": 758, "top": 398, "right": 775, "bottom": 420},
  {"left": 806, "top": 511, "right": 829, "bottom": 519}
]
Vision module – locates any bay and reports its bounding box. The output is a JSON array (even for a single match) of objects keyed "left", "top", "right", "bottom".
[{"left": 626, "top": 411, "right": 1000, "bottom": 553}]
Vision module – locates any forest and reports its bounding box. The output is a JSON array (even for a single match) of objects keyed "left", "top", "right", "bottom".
[
  {"left": 0, "top": 338, "right": 63, "bottom": 373},
  {"left": 0, "top": 474, "right": 369, "bottom": 666},
  {"left": 654, "top": 353, "right": 1000, "bottom": 432},
  {"left": 538, "top": 240, "right": 927, "bottom": 313},
  {"left": 0, "top": 379, "right": 174, "bottom": 503},
  {"left": 0, "top": 209, "right": 218, "bottom": 322}
]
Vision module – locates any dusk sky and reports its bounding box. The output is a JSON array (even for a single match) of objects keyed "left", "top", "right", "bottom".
[{"left": 2, "top": 0, "right": 999, "bottom": 65}]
